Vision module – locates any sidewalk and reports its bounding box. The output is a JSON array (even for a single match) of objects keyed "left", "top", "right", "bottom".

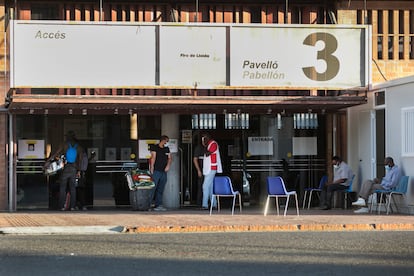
[{"left": 0, "top": 206, "right": 413, "bottom": 235}]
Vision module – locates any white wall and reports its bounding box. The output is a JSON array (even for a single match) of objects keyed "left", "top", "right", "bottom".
[
  {"left": 383, "top": 79, "right": 414, "bottom": 210},
  {"left": 347, "top": 93, "right": 375, "bottom": 192},
  {"left": 348, "top": 76, "right": 414, "bottom": 212}
]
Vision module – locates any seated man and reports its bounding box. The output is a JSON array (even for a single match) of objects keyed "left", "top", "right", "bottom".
[
  {"left": 352, "top": 156, "right": 401, "bottom": 214},
  {"left": 320, "top": 156, "right": 354, "bottom": 210}
]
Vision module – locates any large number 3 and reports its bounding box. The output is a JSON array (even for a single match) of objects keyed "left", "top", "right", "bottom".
[{"left": 302, "top": 32, "right": 339, "bottom": 81}]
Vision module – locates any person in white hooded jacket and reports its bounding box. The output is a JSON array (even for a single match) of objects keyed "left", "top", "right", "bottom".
[{"left": 201, "top": 133, "right": 222, "bottom": 210}]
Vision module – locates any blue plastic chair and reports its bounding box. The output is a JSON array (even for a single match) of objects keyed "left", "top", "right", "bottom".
[
  {"left": 370, "top": 176, "right": 409, "bottom": 214},
  {"left": 342, "top": 175, "right": 355, "bottom": 209},
  {"left": 302, "top": 175, "right": 328, "bottom": 209},
  {"left": 210, "top": 176, "right": 242, "bottom": 215},
  {"left": 264, "top": 176, "right": 299, "bottom": 216}
]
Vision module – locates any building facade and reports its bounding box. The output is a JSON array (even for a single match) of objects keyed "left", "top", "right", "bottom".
[{"left": 1, "top": 1, "right": 413, "bottom": 211}]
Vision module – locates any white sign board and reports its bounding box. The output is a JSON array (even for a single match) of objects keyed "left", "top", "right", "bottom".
[
  {"left": 292, "top": 137, "right": 317, "bottom": 156},
  {"left": 11, "top": 21, "right": 156, "bottom": 88},
  {"left": 10, "top": 21, "right": 369, "bottom": 90},
  {"left": 159, "top": 26, "right": 226, "bottom": 88},
  {"left": 18, "top": 139, "right": 45, "bottom": 159},
  {"left": 248, "top": 137, "right": 274, "bottom": 156},
  {"left": 139, "top": 139, "right": 158, "bottom": 159},
  {"left": 230, "top": 26, "right": 367, "bottom": 89}
]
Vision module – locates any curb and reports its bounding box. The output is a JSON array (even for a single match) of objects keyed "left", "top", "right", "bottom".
[
  {"left": 123, "top": 223, "right": 414, "bottom": 233},
  {"left": 1, "top": 223, "right": 413, "bottom": 235},
  {"left": 0, "top": 226, "right": 123, "bottom": 235}
]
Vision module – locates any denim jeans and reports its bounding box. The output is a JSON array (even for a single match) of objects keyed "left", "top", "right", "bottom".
[
  {"left": 151, "top": 170, "right": 167, "bottom": 207},
  {"left": 202, "top": 170, "right": 217, "bottom": 208},
  {"left": 59, "top": 164, "right": 77, "bottom": 209}
]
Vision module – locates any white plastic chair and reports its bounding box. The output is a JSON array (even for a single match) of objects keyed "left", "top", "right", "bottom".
[
  {"left": 264, "top": 176, "right": 299, "bottom": 216},
  {"left": 210, "top": 176, "right": 242, "bottom": 215}
]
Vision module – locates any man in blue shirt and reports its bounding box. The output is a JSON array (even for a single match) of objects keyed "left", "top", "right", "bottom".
[{"left": 353, "top": 156, "right": 401, "bottom": 214}]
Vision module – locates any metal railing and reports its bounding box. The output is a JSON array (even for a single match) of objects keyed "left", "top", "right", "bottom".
[
  {"left": 230, "top": 158, "right": 326, "bottom": 173},
  {"left": 16, "top": 160, "right": 45, "bottom": 174},
  {"left": 15, "top": 159, "right": 144, "bottom": 174}
]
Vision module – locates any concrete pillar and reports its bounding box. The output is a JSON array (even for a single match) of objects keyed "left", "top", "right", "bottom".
[{"left": 161, "top": 114, "right": 180, "bottom": 209}]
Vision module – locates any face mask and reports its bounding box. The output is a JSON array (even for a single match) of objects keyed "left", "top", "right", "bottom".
[
  {"left": 164, "top": 142, "right": 169, "bottom": 147},
  {"left": 385, "top": 165, "right": 390, "bottom": 171}
]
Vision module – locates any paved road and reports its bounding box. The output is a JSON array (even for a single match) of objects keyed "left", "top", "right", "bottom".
[{"left": 1, "top": 231, "right": 413, "bottom": 275}]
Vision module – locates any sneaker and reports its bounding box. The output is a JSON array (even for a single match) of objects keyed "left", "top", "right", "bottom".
[
  {"left": 354, "top": 207, "right": 369, "bottom": 214},
  {"left": 82, "top": 207, "right": 88, "bottom": 211},
  {"left": 60, "top": 208, "right": 66, "bottom": 211},
  {"left": 154, "top": 206, "right": 167, "bottom": 211},
  {"left": 70, "top": 207, "right": 76, "bottom": 211},
  {"left": 352, "top": 197, "right": 366, "bottom": 206},
  {"left": 321, "top": 205, "right": 331, "bottom": 210}
]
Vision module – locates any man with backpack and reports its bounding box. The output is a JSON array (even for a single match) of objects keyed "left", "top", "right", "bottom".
[{"left": 49, "top": 130, "right": 84, "bottom": 211}]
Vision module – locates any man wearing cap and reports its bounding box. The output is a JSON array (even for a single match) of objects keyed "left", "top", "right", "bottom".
[{"left": 49, "top": 130, "right": 84, "bottom": 211}]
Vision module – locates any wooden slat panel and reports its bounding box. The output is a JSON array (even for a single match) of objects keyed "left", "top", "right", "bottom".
[
  {"left": 137, "top": 7, "right": 144, "bottom": 22},
  {"left": 242, "top": 9, "right": 250, "bottom": 23},
  {"left": 111, "top": 6, "right": 117, "bottom": 21},
  {"left": 215, "top": 5, "right": 224, "bottom": 23},
  {"left": 209, "top": 9, "right": 214, "bottom": 23},
  {"left": 383, "top": 10, "right": 389, "bottom": 61},
  {"left": 302, "top": 7, "right": 318, "bottom": 24},
  {"left": 337, "top": 1, "right": 414, "bottom": 10},
  {"left": 154, "top": 9, "right": 162, "bottom": 22},
  {"left": 234, "top": 6, "right": 241, "bottom": 23},
  {"left": 266, "top": 5, "right": 277, "bottom": 23},
  {"left": 122, "top": 5, "right": 127, "bottom": 21},
  {"left": 372, "top": 10, "right": 378, "bottom": 60},
  {"left": 85, "top": 5, "right": 91, "bottom": 21},
  {"left": 393, "top": 10, "right": 399, "bottom": 60},
  {"left": 19, "top": 8, "right": 31, "bottom": 20},
  {"left": 180, "top": 5, "right": 190, "bottom": 22},
  {"left": 278, "top": 8, "right": 284, "bottom": 23},
  {"left": 94, "top": 7, "right": 100, "bottom": 21},
  {"left": 401, "top": 10, "right": 409, "bottom": 60},
  {"left": 224, "top": 6, "right": 233, "bottom": 23},
  {"left": 144, "top": 7, "right": 152, "bottom": 22},
  {"left": 65, "top": 7, "right": 71, "bottom": 20},
  {"left": 130, "top": 8, "right": 136, "bottom": 22},
  {"left": 75, "top": 5, "right": 81, "bottom": 21}
]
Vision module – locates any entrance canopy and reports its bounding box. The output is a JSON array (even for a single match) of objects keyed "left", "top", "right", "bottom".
[{"left": 7, "top": 90, "right": 367, "bottom": 115}]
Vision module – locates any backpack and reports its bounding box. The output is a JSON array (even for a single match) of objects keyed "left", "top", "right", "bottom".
[
  {"left": 66, "top": 143, "right": 78, "bottom": 163},
  {"left": 80, "top": 151, "right": 88, "bottom": 171}
]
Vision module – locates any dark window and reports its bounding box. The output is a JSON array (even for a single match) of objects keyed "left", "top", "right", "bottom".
[
  {"left": 250, "top": 7, "right": 261, "bottom": 23},
  {"left": 31, "top": 4, "right": 59, "bottom": 20},
  {"left": 374, "top": 91, "right": 385, "bottom": 106}
]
